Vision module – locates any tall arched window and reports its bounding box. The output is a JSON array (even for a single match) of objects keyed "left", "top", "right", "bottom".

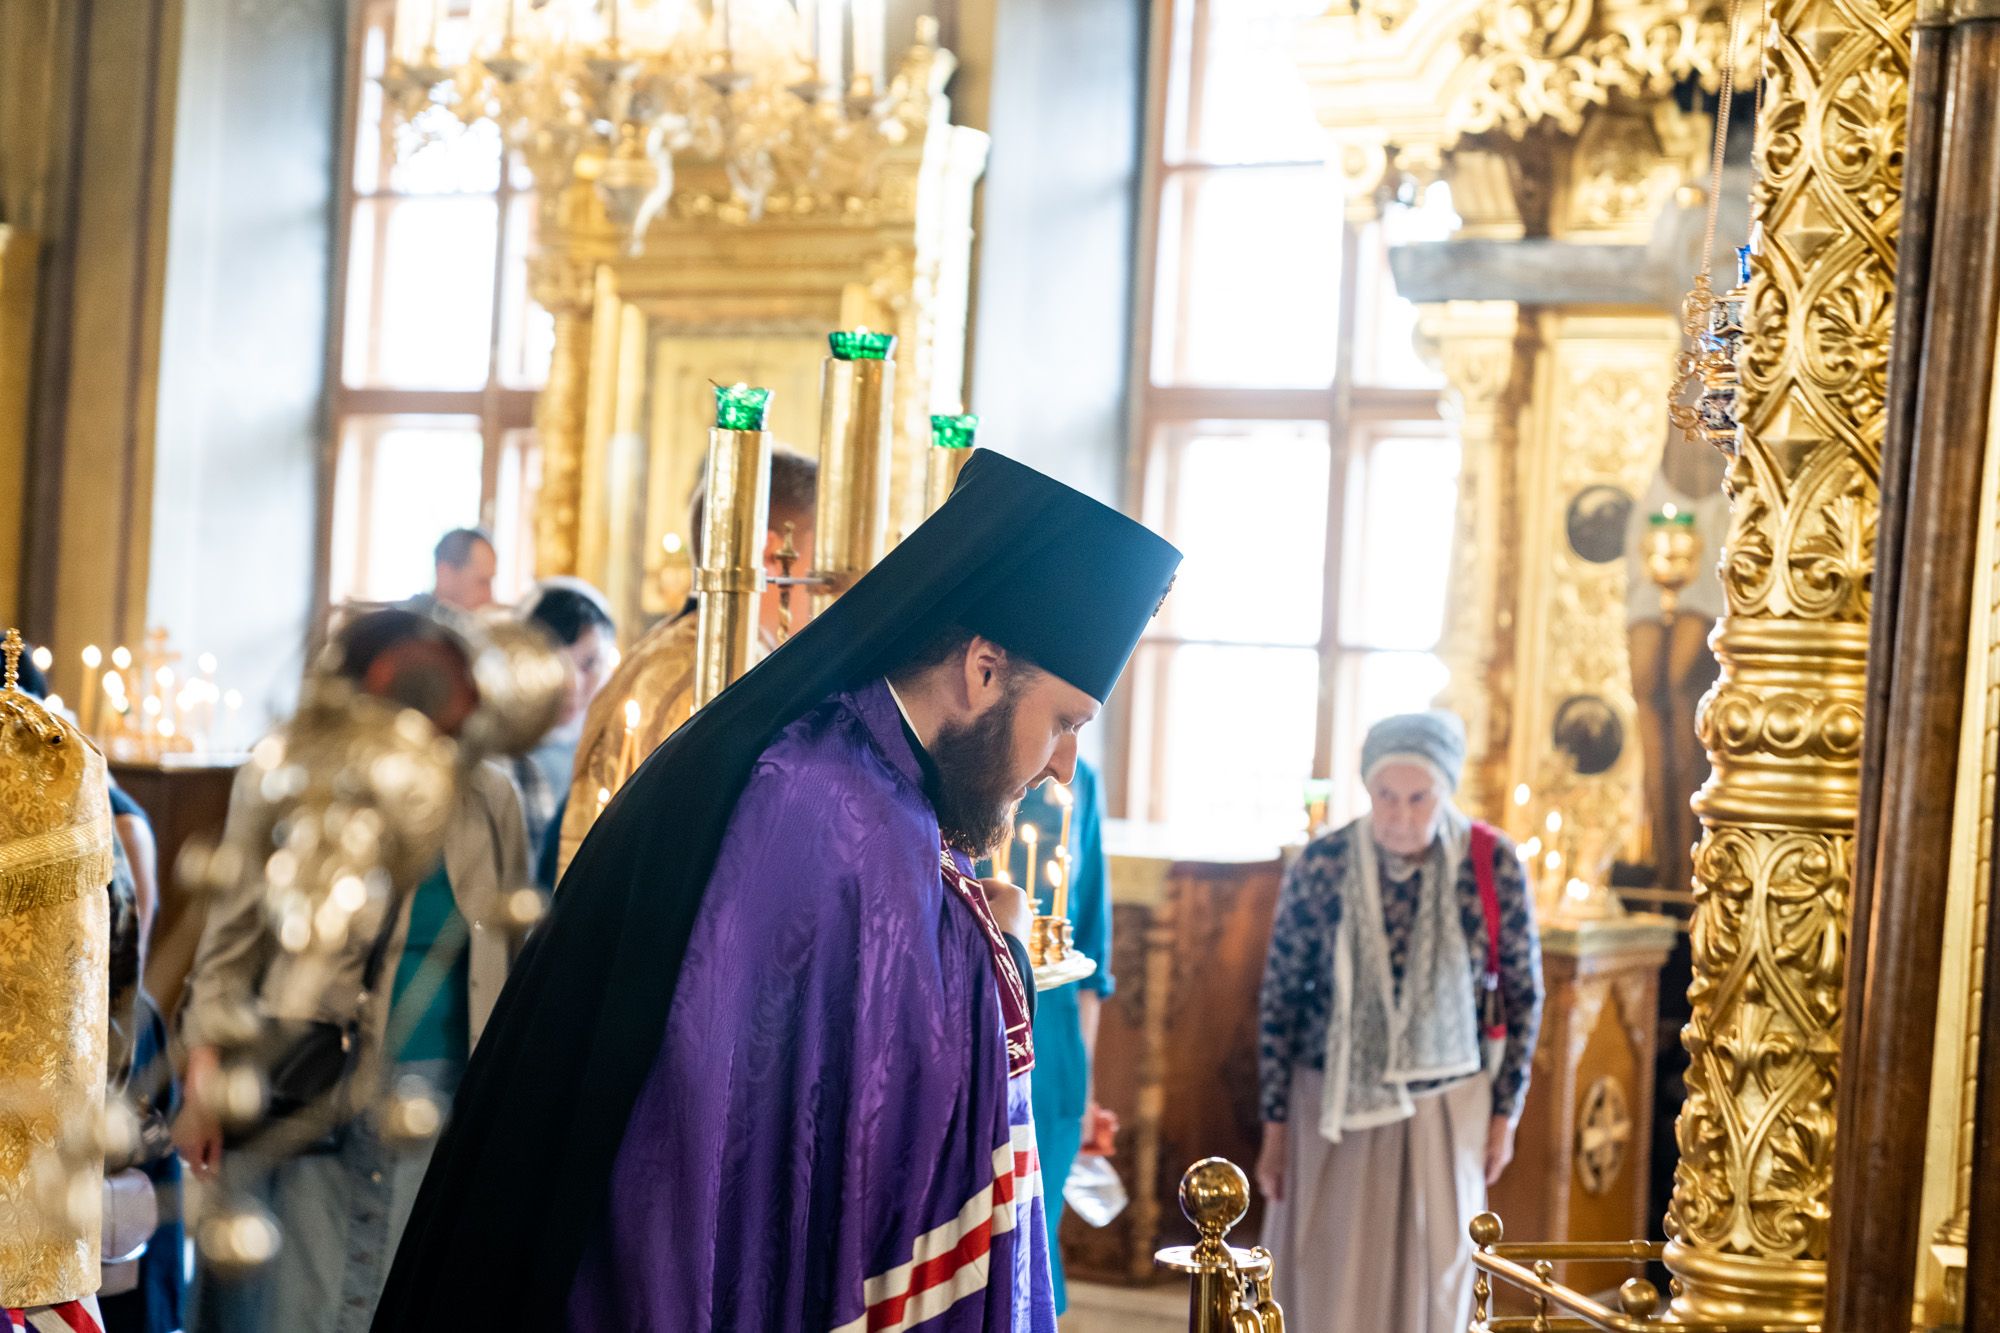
[
  {"left": 1122, "top": 0, "right": 1463, "bottom": 833},
  {"left": 320, "top": 0, "right": 550, "bottom": 612}
]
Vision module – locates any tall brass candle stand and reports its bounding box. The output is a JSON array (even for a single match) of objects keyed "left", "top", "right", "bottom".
[
  {"left": 811, "top": 330, "right": 896, "bottom": 617},
  {"left": 925, "top": 412, "right": 978, "bottom": 516},
  {"left": 693, "top": 384, "right": 774, "bottom": 709}
]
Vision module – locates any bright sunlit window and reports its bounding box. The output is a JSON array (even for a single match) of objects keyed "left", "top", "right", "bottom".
[
  {"left": 1123, "top": 0, "right": 1462, "bottom": 836},
  {"left": 323, "top": 1, "right": 551, "bottom": 608}
]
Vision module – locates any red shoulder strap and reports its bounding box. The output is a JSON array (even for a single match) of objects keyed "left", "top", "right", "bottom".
[{"left": 1470, "top": 820, "right": 1501, "bottom": 979}]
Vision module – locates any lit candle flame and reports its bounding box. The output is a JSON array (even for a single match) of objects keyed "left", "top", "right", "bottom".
[
  {"left": 81, "top": 645, "right": 102, "bottom": 670},
  {"left": 112, "top": 646, "right": 133, "bottom": 670},
  {"left": 1513, "top": 783, "right": 1531, "bottom": 807},
  {"left": 624, "top": 698, "right": 642, "bottom": 730}
]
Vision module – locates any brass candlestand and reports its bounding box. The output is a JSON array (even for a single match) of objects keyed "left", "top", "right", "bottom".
[
  {"left": 693, "top": 385, "right": 774, "bottom": 710},
  {"left": 1154, "top": 1159, "right": 1286, "bottom": 1333},
  {"left": 998, "top": 782, "right": 1099, "bottom": 991},
  {"left": 811, "top": 331, "right": 896, "bottom": 617},
  {"left": 1643, "top": 509, "right": 1701, "bottom": 617},
  {"left": 925, "top": 413, "right": 979, "bottom": 516}
]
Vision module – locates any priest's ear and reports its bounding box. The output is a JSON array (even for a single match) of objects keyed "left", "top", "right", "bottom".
[{"left": 962, "top": 636, "right": 1014, "bottom": 711}]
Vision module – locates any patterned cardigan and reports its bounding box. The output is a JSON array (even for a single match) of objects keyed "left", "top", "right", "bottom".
[{"left": 1257, "top": 820, "right": 1545, "bottom": 1124}]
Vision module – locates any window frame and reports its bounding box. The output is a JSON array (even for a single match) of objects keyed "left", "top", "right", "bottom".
[
  {"left": 1115, "top": 0, "right": 1449, "bottom": 826},
  {"left": 313, "top": 0, "right": 540, "bottom": 631}
]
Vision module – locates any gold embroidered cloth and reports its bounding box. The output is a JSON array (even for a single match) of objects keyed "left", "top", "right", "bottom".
[{"left": 0, "top": 673, "right": 112, "bottom": 1306}]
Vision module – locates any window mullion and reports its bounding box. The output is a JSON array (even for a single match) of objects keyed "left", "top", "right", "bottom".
[{"left": 1312, "top": 220, "right": 1364, "bottom": 781}]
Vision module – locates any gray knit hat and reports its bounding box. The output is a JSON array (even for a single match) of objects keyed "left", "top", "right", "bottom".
[{"left": 1361, "top": 709, "right": 1468, "bottom": 792}]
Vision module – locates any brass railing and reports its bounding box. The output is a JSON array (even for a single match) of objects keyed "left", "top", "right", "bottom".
[
  {"left": 1154, "top": 1159, "right": 1285, "bottom": 1333},
  {"left": 1466, "top": 1214, "right": 1821, "bottom": 1333}
]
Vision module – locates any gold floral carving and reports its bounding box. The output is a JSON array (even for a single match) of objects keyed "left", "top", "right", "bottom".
[
  {"left": 1453, "top": 0, "right": 1740, "bottom": 141},
  {"left": 1526, "top": 337, "right": 1674, "bottom": 863},
  {"left": 528, "top": 251, "right": 599, "bottom": 579},
  {"left": 1568, "top": 973, "right": 1612, "bottom": 1072},
  {"left": 1667, "top": 0, "right": 1909, "bottom": 1314},
  {"left": 0, "top": 887, "right": 106, "bottom": 1307},
  {"left": 1300, "top": 0, "right": 1757, "bottom": 219},
  {"left": 1576, "top": 1074, "right": 1633, "bottom": 1196},
  {"left": 1613, "top": 971, "right": 1654, "bottom": 1055},
  {"left": 1425, "top": 303, "right": 1532, "bottom": 818}
]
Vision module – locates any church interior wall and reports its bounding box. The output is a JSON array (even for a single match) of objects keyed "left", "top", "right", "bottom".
[
  {"left": 957, "top": 0, "right": 1146, "bottom": 779},
  {"left": 147, "top": 0, "right": 343, "bottom": 736},
  {"left": 2, "top": 0, "right": 182, "bottom": 679}
]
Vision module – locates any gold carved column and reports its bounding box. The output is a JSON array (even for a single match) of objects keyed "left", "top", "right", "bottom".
[
  {"left": 1668, "top": 0, "right": 1908, "bottom": 1317},
  {"left": 1427, "top": 301, "right": 1529, "bottom": 820},
  {"left": 528, "top": 249, "right": 597, "bottom": 579}
]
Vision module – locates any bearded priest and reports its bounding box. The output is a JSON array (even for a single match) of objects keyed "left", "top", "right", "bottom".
[{"left": 373, "top": 452, "right": 1180, "bottom": 1333}]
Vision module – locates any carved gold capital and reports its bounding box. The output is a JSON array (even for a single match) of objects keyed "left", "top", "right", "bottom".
[
  {"left": 1298, "top": 0, "right": 1750, "bottom": 222},
  {"left": 527, "top": 252, "right": 599, "bottom": 579},
  {"left": 1666, "top": 0, "right": 1910, "bottom": 1316}
]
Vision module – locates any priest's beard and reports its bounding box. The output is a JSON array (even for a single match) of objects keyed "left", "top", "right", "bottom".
[{"left": 931, "top": 685, "right": 1028, "bottom": 857}]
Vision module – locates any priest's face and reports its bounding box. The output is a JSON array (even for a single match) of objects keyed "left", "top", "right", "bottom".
[
  {"left": 932, "top": 652, "right": 1100, "bottom": 856},
  {"left": 1368, "top": 761, "right": 1446, "bottom": 858}
]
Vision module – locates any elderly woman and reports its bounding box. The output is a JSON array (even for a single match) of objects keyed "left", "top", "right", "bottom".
[{"left": 1256, "top": 710, "right": 1543, "bottom": 1332}]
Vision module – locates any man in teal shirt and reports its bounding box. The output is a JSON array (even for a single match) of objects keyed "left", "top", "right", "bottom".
[{"left": 985, "top": 758, "right": 1115, "bottom": 1313}]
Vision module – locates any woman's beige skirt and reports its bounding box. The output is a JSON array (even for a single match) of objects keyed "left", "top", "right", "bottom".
[{"left": 1265, "top": 1070, "right": 1490, "bottom": 1333}]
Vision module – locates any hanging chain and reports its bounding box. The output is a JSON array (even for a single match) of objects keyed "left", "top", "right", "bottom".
[{"left": 1666, "top": 0, "right": 1749, "bottom": 444}]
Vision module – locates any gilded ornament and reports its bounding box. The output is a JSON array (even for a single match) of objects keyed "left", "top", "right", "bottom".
[
  {"left": 1575, "top": 1074, "right": 1633, "bottom": 1195},
  {"left": 0, "top": 629, "right": 110, "bottom": 1307}
]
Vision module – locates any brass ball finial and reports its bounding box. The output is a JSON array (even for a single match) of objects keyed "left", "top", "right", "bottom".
[
  {"left": 1179, "top": 1157, "right": 1251, "bottom": 1238},
  {"left": 1619, "top": 1278, "right": 1663, "bottom": 1318},
  {"left": 1469, "top": 1212, "right": 1504, "bottom": 1247}
]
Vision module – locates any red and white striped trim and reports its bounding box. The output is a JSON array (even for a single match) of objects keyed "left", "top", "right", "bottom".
[
  {"left": 832, "top": 1125, "right": 1041, "bottom": 1333},
  {"left": 6, "top": 1295, "right": 104, "bottom": 1333}
]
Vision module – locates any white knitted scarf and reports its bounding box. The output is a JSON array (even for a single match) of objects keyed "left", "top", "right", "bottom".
[{"left": 1318, "top": 805, "right": 1481, "bottom": 1143}]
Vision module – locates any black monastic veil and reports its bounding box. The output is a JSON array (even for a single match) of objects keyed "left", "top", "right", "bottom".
[{"left": 373, "top": 451, "right": 1179, "bottom": 1329}]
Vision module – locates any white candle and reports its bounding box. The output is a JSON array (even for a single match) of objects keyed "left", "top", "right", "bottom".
[
  {"left": 850, "top": 0, "right": 881, "bottom": 88},
  {"left": 619, "top": 697, "right": 641, "bottom": 777},
  {"left": 80, "top": 646, "right": 102, "bottom": 738},
  {"left": 818, "top": 0, "right": 844, "bottom": 87},
  {"left": 1019, "top": 823, "right": 1039, "bottom": 909}
]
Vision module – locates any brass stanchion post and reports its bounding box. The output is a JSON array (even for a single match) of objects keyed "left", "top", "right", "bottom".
[
  {"left": 693, "top": 385, "right": 774, "bottom": 710},
  {"left": 812, "top": 330, "right": 896, "bottom": 616},
  {"left": 1154, "top": 1159, "right": 1284, "bottom": 1333},
  {"left": 924, "top": 413, "right": 978, "bottom": 517}
]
